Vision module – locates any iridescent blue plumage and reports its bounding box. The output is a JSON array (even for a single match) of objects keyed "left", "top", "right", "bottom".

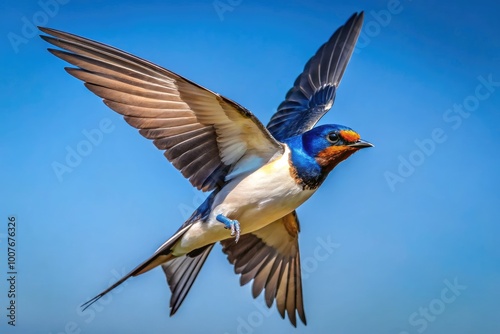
[
  {"left": 267, "top": 12, "right": 364, "bottom": 141},
  {"left": 285, "top": 124, "right": 365, "bottom": 189}
]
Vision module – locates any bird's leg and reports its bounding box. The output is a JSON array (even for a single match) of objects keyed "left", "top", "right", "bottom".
[{"left": 216, "top": 214, "right": 240, "bottom": 243}]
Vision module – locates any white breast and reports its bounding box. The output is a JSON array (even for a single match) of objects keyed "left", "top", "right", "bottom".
[{"left": 173, "top": 146, "right": 316, "bottom": 254}]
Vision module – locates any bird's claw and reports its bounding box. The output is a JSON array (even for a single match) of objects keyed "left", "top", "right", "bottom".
[
  {"left": 229, "top": 220, "right": 241, "bottom": 243},
  {"left": 216, "top": 214, "right": 240, "bottom": 243}
]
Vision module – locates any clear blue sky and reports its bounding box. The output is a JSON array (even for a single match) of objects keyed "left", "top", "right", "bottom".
[{"left": 1, "top": 0, "right": 499, "bottom": 333}]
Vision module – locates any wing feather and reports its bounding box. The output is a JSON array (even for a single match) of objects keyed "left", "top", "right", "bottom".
[
  {"left": 221, "top": 211, "right": 306, "bottom": 326},
  {"left": 267, "top": 12, "right": 364, "bottom": 141},
  {"left": 40, "top": 28, "right": 283, "bottom": 191}
]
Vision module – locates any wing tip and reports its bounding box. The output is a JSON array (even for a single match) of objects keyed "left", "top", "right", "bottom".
[
  {"left": 38, "top": 26, "right": 52, "bottom": 35},
  {"left": 80, "top": 294, "right": 103, "bottom": 311},
  {"left": 267, "top": 11, "right": 365, "bottom": 141},
  {"left": 38, "top": 33, "right": 52, "bottom": 45}
]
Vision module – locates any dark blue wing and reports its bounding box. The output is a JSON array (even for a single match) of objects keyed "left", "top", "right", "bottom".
[{"left": 267, "top": 12, "right": 364, "bottom": 141}]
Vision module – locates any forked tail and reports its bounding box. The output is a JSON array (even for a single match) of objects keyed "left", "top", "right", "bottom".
[
  {"left": 81, "top": 223, "right": 215, "bottom": 313},
  {"left": 81, "top": 192, "right": 218, "bottom": 313}
]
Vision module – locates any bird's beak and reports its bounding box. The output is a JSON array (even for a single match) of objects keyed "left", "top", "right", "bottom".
[{"left": 348, "top": 139, "right": 374, "bottom": 149}]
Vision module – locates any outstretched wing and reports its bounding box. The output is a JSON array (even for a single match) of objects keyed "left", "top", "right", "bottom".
[
  {"left": 40, "top": 27, "right": 283, "bottom": 191},
  {"left": 267, "top": 12, "right": 364, "bottom": 141},
  {"left": 221, "top": 211, "right": 306, "bottom": 326}
]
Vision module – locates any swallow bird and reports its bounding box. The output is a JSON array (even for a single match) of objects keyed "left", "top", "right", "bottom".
[{"left": 40, "top": 12, "right": 371, "bottom": 326}]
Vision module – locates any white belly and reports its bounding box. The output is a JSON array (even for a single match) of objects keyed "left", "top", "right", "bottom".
[{"left": 172, "top": 147, "right": 316, "bottom": 255}]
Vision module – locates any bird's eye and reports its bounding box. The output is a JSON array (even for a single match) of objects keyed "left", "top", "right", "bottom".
[{"left": 327, "top": 132, "right": 339, "bottom": 143}]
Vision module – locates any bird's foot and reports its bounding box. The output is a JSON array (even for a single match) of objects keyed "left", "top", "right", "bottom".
[{"left": 216, "top": 214, "right": 240, "bottom": 243}]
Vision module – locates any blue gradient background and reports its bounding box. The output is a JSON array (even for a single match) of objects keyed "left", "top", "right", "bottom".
[{"left": 1, "top": 0, "right": 499, "bottom": 333}]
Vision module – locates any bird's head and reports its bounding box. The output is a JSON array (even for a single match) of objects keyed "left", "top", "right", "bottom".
[{"left": 302, "top": 124, "right": 373, "bottom": 172}]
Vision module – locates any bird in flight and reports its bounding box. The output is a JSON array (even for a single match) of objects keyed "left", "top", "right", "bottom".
[{"left": 40, "top": 11, "right": 371, "bottom": 327}]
